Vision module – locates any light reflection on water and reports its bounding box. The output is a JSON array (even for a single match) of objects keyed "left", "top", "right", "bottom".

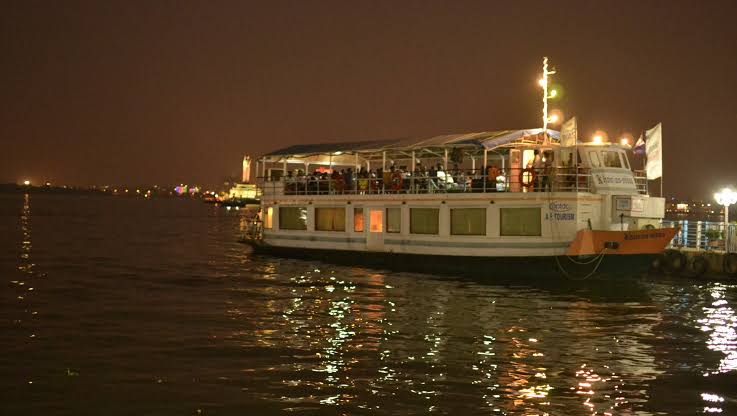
[
  {"left": 0, "top": 194, "right": 735, "bottom": 414},
  {"left": 699, "top": 284, "right": 737, "bottom": 375}
]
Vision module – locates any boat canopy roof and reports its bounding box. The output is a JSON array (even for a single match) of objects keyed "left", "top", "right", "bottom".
[{"left": 262, "top": 128, "right": 561, "bottom": 159}]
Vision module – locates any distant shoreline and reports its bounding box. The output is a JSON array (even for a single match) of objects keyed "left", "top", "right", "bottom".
[{"left": 0, "top": 184, "right": 187, "bottom": 197}]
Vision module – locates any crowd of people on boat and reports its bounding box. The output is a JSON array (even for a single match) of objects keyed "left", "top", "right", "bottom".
[{"left": 279, "top": 154, "right": 587, "bottom": 195}]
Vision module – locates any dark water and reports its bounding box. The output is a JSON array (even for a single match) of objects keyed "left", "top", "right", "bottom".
[{"left": 1, "top": 194, "right": 736, "bottom": 415}]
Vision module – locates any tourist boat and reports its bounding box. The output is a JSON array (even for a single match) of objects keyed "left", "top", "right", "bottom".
[
  {"left": 241, "top": 59, "right": 676, "bottom": 278},
  {"left": 240, "top": 129, "right": 676, "bottom": 279}
]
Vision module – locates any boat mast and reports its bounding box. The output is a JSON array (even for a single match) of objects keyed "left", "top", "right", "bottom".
[{"left": 541, "top": 56, "right": 556, "bottom": 142}]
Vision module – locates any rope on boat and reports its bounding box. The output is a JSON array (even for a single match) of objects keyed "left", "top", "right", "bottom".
[
  {"left": 562, "top": 253, "right": 605, "bottom": 265},
  {"left": 554, "top": 248, "right": 608, "bottom": 280}
]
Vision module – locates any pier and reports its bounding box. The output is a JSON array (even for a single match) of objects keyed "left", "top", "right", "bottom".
[{"left": 656, "top": 220, "right": 737, "bottom": 278}]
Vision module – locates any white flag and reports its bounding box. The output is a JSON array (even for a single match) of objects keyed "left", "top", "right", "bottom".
[
  {"left": 645, "top": 123, "right": 662, "bottom": 180},
  {"left": 560, "top": 117, "right": 577, "bottom": 147}
]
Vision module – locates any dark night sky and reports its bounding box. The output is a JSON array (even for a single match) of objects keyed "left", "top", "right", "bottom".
[{"left": 1, "top": 0, "right": 735, "bottom": 198}]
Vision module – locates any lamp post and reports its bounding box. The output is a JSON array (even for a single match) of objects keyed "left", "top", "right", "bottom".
[{"left": 715, "top": 188, "right": 737, "bottom": 252}]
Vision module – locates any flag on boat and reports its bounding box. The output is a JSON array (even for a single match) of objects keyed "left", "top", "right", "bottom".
[
  {"left": 560, "top": 117, "right": 578, "bottom": 147},
  {"left": 645, "top": 123, "right": 662, "bottom": 180},
  {"left": 633, "top": 134, "right": 645, "bottom": 155}
]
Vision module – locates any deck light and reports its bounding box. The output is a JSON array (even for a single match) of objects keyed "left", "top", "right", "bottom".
[
  {"left": 620, "top": 138, "right": 629, "bottom": 146},
  {"left": 538, "top": 78, "right": 546, "bottom": 87},
  {"left": 592, "top": 135, "right": 603, "bottom": 144},
  {"left": 549, "top": 89, "right": 557, "bottom": 98},
  {"left": 547, "top": 114, "right": 559, "bottom": 124},
  {"left": 23, "top": 180, "right": 30, "bottom": 186}
]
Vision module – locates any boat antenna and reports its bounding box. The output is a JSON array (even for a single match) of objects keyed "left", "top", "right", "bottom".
[{"left": 540, "top": 56, "right": 557, "bottom": 143}]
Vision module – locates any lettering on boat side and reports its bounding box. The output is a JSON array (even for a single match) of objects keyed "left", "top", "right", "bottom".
[
  {"left": 547, "top": 202, "right": 575, "bottom": 221},
  {"left": 548, "top": 202, "right": 571, "bottom": 212},
  {"left": 546, "top": 212, "right": 575, "bottom": 221},
  {"left": 595, "top": 174, "right": 635, "bottom": 185},
  {"left": 623, "top": 232, "right": 666, "bottom": 241}
]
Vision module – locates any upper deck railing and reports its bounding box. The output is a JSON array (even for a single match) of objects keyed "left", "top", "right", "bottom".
[{"left": 258, "top": 167, "right": 633, "bottom": 196}]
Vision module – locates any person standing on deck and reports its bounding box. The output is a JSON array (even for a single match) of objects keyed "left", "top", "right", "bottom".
[
  {"left": 533, "top": 153, "right": 543, "bottom": 192},
  {"left": 487, "top": 164, "right": 500, "bottom": 192},
  {"left": 344, "top": 168, "right": 354, "bottom": 194},
  {"left": 542, "top": 153, "right": 553, "bottom": 191},
  {"left": 428, "top": 165, "right": 437, "bottom": 192}
]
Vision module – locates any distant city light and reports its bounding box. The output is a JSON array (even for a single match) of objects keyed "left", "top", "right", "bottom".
[
  {"left": 620, "top": 138, "right": 629, "bottom": 146},
  {"left": 23, "top": 180, "right": 30, "bottom": 186}
]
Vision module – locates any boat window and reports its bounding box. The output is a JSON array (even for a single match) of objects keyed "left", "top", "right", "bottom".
[
  {"left": 620, "top": 152, "right": 631, "bottom": 170},
  {"left": 601, "top": 151, "right": 622, "bottom": 168},
  {"left": 500, "top": 207, "right": 541, "bottom": 236},
  {"left": 369, "top": 210, "right": 383, "bottom": 232},
  {"left": 588, "top": 151, "right": 601, "bottom": 168},
  {"left": 451, "top": 208, "right": 486, "bottom": 235},
  {"left": 264, "top": 207, "right": 273, "bottom": 229},
  {"left": 386, "top": 208, "right": 401, "bottom": 233},
  {"left": 353, "top": 208, "right": 364, "bottom": 232},
  {"left": 315, "top": 207, "right": 345, "bottom": 232},
  {"left": 279, "top": 207, "right": 307, "bottom": 230},
  {"left": 410, "top": 208, "right": 439, "bottom": 235}
]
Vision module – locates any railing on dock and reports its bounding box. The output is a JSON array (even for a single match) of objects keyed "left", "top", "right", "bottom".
[
  {"left": 259, "top": 168, "right": 595, "bottom": 196},
  {"left": 662, "top": 220, "right": 736, "bottom": 253}
]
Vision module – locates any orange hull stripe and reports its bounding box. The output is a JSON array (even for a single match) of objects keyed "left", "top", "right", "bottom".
[{"left": 565, "top": 228, "right": 677, "bottom": 256}]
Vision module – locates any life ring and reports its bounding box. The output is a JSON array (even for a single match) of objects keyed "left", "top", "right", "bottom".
[
  {"left": 723, "top": 253, "right": 737, "bottom": 277},
  {"left": 688, "top": 255, "right": 708, "bottom": 278},
  {"left": 662, "top": 249, "right": 686, "bottom": 275},
  {"left": 519, "top": 167, "right": 536, "bottom": 189},
  {"left": 391, "top": 171, "right": 404, "bottom": 191}
]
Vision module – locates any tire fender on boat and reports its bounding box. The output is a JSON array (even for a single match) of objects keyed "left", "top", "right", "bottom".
[
  {"left": 688, "top": 255, "right": 708, "bottom": 278},
  {"left": 663, "top": 249, "right": 686, "bottom": 274},
  {"left": 723, "top": 253, "right": 737, "bottom": 277}
]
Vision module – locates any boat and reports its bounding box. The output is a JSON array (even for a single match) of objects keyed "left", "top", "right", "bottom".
[{"left": 240, "top": 60, "right": 676, "bottom": 279}]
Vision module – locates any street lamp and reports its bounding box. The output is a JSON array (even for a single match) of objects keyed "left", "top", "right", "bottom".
[{"left": 714, "top": 187, "right": 737, "bottom": 224}]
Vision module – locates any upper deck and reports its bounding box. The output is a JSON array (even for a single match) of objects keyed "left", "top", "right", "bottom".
[{"left": 255, "top": 129, "right": 648, "bottom": 198}]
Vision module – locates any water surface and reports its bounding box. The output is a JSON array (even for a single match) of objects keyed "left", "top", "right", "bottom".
[{"left": 1, "top": 194, "right": 735, "bottom": 414}]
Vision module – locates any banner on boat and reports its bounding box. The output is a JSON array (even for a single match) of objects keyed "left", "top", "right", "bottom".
[
  {"left": 560, "top": 117, "right": 577, "bottom": 147},
  {"left": 645, "top": 123, "right": 662, "bottom": 180}
]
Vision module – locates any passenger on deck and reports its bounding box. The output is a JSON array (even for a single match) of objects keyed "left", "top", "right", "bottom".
[
  {"left": 533, "top": 153, "right": 543, "bottom": 191},
  {"left": 331, "top": 170, "right": 342, "bottom": 194},
  {"left": 383, "top": 167, "right": 393, "bottom": 193},
  {"left": 428, "top": 165, "right": 437, "bottom": 192},
  {"left": 348, "top": 168, "right": 356, "bottom": 193},
  {"left": 436, "top": 164, "right": 446, "bottom": 189},
  {"left": 487, "top": 164, "right": 500, "bottom": 191},
  {"left": 542, "top": 154, "right": 553, "bottom": 191}
]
